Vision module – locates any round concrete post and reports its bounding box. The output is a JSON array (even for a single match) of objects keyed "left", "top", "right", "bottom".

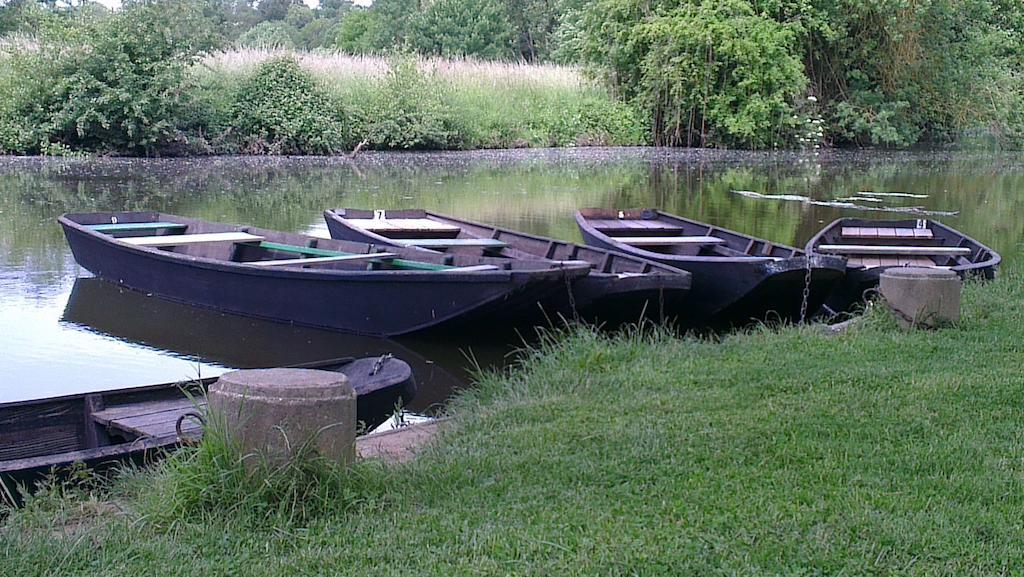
[
  {"left": 879, "top": 267, "right": 961, "bottom": 329},
  {"left": 208, "top": 368, "right": 356, "bottom": 469}
]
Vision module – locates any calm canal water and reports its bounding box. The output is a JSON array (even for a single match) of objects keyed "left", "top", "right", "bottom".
[{"left": 2, "top": 148, "right": 1021, "bottom": 405}]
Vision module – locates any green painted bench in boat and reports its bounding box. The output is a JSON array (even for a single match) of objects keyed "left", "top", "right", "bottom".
[
  {"left": 88, "top": 222, "right": 188, "bottom": 233},
  {"left": 247, "top": 253, "right": 398, "bottom": 267},
  {"left": 617, "top": 236, "right": 725, "bottom": 246},
  {"left": 258, "top": 241, "right": 453, "bottom": 271},
  {"left": 395, "top": 238, "right": 508, "bottom": 249},
  {"left": 818, "top": 244, "right": 971, "bottom": 256}
]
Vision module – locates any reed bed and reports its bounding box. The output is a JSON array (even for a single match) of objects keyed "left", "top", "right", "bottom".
[{"left": 200, "top": 48, "right": 588, "bottom": 90}]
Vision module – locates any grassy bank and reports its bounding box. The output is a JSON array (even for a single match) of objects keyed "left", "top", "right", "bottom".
[{"left": 4, "top": 275, "right": 1024, "bottom": 574}]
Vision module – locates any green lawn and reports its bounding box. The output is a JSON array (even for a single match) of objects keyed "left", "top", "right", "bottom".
[{"left": 3, "top": 275, "right": 1024, "bottom": 575}]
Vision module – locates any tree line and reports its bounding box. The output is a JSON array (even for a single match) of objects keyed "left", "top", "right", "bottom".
[{"left": 1, "top": 0, "right": 1021, "bottom": 152}]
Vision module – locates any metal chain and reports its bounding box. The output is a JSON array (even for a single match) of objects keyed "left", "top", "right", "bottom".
[
  {"left": 563, "top": 268, "right": 578, "bottom": 320},
  {"left": 371, "top": 353, "right": 393, "bottom": 375},
  {"left": 798, "top": 254, "right": 813, "bottom": 325}
]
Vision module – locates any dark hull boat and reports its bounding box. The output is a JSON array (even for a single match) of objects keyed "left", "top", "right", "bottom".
[
  {"left": 61, "top": 277, "right": 467, "bottom": 413},
  {"left": 323, "top": 208, "right": 693, "bottom": 326},
  {"left": 806, "top": 218, "right": 1000, "bottom": 313},
  {"left": 59, "top": 212, "right": 590, "bottom": 337},
  {"left": 0, "top": 356, "right": 414, "bottom": 499},
  {"left": 575, "top": 209, "right": 848, "bottom": 326}
]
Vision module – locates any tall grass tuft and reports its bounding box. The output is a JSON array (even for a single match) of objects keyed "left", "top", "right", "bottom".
[{"left": 130, "top": 407, "right": 392, "bottom": 527}]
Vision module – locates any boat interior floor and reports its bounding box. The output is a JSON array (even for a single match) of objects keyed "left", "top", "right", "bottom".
[
  {"left": 91, "top": 398, "right": 203, "bottom": 441},
  {"left": 829, "top": 225, "right": 964, "bottom": 270}
]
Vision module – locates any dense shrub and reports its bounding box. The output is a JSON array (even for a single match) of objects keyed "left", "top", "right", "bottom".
[
  {"left": 355, "top": 56, "right": 463, "bottom": 150},
  {"left": 0, "top": 0, "right": 217, "bottom": 155},
  {"left": 231, "top": 55, "right": 346, "bottom": 154}
]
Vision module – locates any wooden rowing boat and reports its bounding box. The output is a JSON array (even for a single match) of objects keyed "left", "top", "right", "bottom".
[
  {"left": 806, "top": 218, "right": 1000, "bottom": 313},
  {"left": 575, "top": 208, "right": 848, "bottom": 326},
  {"left": 323, "top": 208, "right": 693, "bottom": 326},
  {"left": 0, "top": 356, "right": 414, "bottom": 500},
  {"left": 59, "top": 212, "right": 591, "bottom": 337}
]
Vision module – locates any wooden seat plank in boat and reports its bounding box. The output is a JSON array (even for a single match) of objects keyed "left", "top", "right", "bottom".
[
  {"left": 395, "top": 238, "right": 508, "bottom": 249},
  {"left": 847, "top": 255, "right": 942, "bottom": 269},
  {"left": 247, "top": 253, "right": 397, "bottom": 267},
  {"left": 818, "top": 244, "right": 971, "bottom": 256},
  {"left": 841, "top": 227, "right": 934, "bottom": 240},
  {"left": 443, "top": 264, "right": 502, "bottom": 272},
  {"left": 347, "top": 218, "right": 461, "bottom": 233},
  {"left": 122, "top": 232, "right": 265, "bottom": 247},
  {"left": 88, "top": 222, "right": 188, "bottom": 233},
  {"left": 616, "top": 236, "right": 726, "bottom": 246},
  {"left": 588, "top": 219, "right": 685, "bottom": 232},
  {"left": 92, "top": 399, "right": 204, "bottom": 439}
]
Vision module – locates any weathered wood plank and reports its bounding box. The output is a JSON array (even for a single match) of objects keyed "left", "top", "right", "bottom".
[
  {"left": 841, "top": 227, "right": 934, "bottom": 240},
  {"left": 92, "top": 399, "right": 203, "bottom": 425},
  {"left": 819, "top": 244, "right": 970, "bottom": 255},
  {"left": 442, "top": 264, "right": 502, "bottom": 272},
  {"left": 396, "top": 238, "right": 507, "bottom": 248},
  {"left": 88, "top": 222, "right": 188, "bottom": 233},
  {"left": 0, "top": 426, "right": 81, "bottom": 460},
  {"left": 122, "top": 232, "right": 265, "bottom": 247},
  {"left": 616, "top": 236, "right": 725, "bottom": 246},
  {"left": 347, "top": 218, "right": 460, "bottom": 233}
]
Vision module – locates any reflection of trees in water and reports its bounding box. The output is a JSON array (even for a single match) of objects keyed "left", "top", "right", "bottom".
[{"left": 1, "top": 152, "right": 1020, "bottom": 293}]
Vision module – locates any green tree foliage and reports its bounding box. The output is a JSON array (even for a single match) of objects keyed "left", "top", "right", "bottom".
[
  {"left": 236, "top": 19, "right": 296, "bottom": 48},
  {"left": 411, "top": 0, "right": 514, "bottom": 59},
  {"left": 576, "top": 0, "right": 1024, "bottom": 148},
  {"left": 336, "top": 0, "right": 566, "bottom": 61},
  {"left": 334, "top": 8, "right": 384, "bottom": 54},
  {"left": 0, "top": 0, "right": 218, "bottom": 155},
  {"left": 231, "top": 55, "right": 346, "bottom": 154}
]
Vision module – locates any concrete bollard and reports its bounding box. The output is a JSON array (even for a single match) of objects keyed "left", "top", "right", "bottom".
[
  {"left": 879, "top": 266, "right": 962, "bottom": 329},
  {"left": 208, "top": 368, "right": 356, "bottom": 469}
]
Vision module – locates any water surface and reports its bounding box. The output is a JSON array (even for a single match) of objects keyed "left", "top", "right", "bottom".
[{"left": 2, "top": 148, "right": 1020, "bottom": 404}]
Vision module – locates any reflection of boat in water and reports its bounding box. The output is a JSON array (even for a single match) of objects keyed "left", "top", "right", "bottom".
[
  {"left": 61, "top": 277, "right": 484, "bottom": 413},
  {"left": 0, "top": 355, "right": 411, "bottom": 500}
]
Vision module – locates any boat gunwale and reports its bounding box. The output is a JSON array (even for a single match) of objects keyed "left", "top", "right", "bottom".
[
  {"left": 60, "top": 213, "right": 592, "bottom": 284},
  {"left": 574, "top": 208, "right": 811, "bottom": 266},
  {"left": 324, "top": 207, "right": 692, "bottom": 279}
]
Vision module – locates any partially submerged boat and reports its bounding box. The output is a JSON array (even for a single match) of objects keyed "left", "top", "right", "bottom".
[
  {"left": 806, "top": 218, "right": 1000, "bottom": 312},
  {"left": 323, "top": 208, "right": 693, "bottom": 325},
  {"left": 59, "top": 212, "right": 590, "bottom": 337},
  {"left": 575, "top": 208, "right": 848, "bottom": 325},
  {"left": 0, "top": 356, "right": 414, "bottom": 499}
]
